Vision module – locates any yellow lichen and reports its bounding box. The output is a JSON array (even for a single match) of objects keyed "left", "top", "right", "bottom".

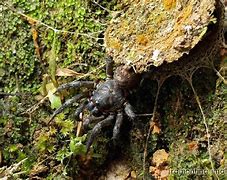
[
  {"left": 176, "top": 3, "right": 193, "bottom": 24},
  {"left": 108, "top": 38, "right": 122, "bottom": 51},
  {"left": 136, "top": 34, "right": 149, "bottom": 46},
  {"left": 105, "top": 0, "right": 217, "bottom": 72},
  {"left": 163, "top": 0, "right": 177, "bottom": 10},
  {"left": 154, "top": 13, "right": 167, "bottom": 27}
]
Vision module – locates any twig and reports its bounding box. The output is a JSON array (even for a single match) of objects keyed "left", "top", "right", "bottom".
[
  {"left": 92, "top": 1, "right": 111, "bottom": 13},
  {"left": 187, "top": 79, "right": 219, "bottom": 180},
  {"left": 13, "top": 171, "right": 27, "bottom": 176},
  {"left": 76, "top": 63, "right": 106, "bottom": 80},
  {"left": 66, "top": 63, "right": 88, "bottom": 69},
  {"left": 22, "top": 96, "right": 48, "bottom": 115},
  {"left": 0, "top": 158, "right": 28, "bottom": 178},
  {"left": 136, "top": 113, "right": 153, "bottom": 117},
  {"left": 76, "top": 121, "right": 83, "bottom": 137},
  {"left": 222, "top": 42, "right": 227, "bottom": 49},
  {"left": 0, "top": 92, "right": 21, "bottom": 96},
  {"left": 143, "top": 79, "right": 164, "bottom": 179},
  {"left": 92, "top": 0, "right": 123, "bottom": 20},
  {"left": 213, "top": 67, "right": 227, "bottom": 84}
]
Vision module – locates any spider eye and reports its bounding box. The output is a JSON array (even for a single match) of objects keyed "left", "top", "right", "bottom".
[{"left": 95, "top": 101, "right": 99, "bottom": 106}]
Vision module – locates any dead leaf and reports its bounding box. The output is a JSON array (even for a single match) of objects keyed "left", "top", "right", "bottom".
[
  {"left": 220, "top": 158, "right": 225, "bottom": 167},
  {"left": 56, "top": 68, "right": 84, "bottom": 77},
  {"left": 26, "top": 16, "right": 38, "bottom": 26},
  {"left": 150, "top": 150, "right": 170, "bottom": 179},
  {"left": 0, "top": 150, "right": 2, "bottom": 165},
  {"left": 149, "top": 166, "right": 161, "bottom": 179},
  {"left": 154, "top": 168, "right": 161, "bottom": 178},
  {"left": 149, "top": 166, "right": 156, "bottom": 173},
  {"left": 188, "top": 141, "right": 198, "bottom": 152},
  {"left": 130, "top": 170, "right": 137, "bottom": 178},
  {"left": 31, "top": 27, "right": 42, "bottom": 61},
  {"left": 152, "top": 149, "right": 169, "bottom": 167},
  {"left": 220, "top": 47, "right": 227, "bottom": 57},
  {"left": 30, "top": 164, "right": 49, "bottom": 176},
  {"left": 160, "top": 169, "right": 169, "bottom": 178},
  {"left": 153, "top": 124, "right": 161, "bottom": 134},
  {"left": 150, "top": 121, "right": 161, "bottom": 134}
]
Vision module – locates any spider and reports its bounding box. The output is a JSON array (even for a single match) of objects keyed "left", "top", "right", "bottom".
[{"left": 50, "top": 57, "right": 141, "bottom": 151}]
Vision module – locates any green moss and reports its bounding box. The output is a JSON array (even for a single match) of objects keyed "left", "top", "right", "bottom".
[
  {"left": 167, "top": 83, "right": 226, "bottom": 179},
  {"left": 0, "top": 0, "right": 117, "bottom": 93},
  {"left": 0, "top": 1, "right": 118, "bottom": 177},
  {"left": 0, "top": 1, "right": 225, "bottom": 179}
]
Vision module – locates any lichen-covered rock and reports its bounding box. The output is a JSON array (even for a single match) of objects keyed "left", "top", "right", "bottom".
[{"left": 105, "top": 0, "right": 224, "bottom": 73}]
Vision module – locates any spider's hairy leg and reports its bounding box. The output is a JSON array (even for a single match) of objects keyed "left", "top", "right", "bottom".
[
  {"left": 106, "top": 56, "right": 114, "bottom": 79},
  {"left": 112, "top": 111, "right": 123, "bottom": 145},
  {"left": 56, "top": 81, "right": 94, "bottom": 92},
  {"left": 86, "top": 114, "right": 115, "bottom": 153},
  {"left": 50, "top": 94, "right": 84, "bottom": 122},
  {"left": 124, "top": 102, "right": 136, "bottom": 119},
  {"left": 74, "top": 100, "right": 88, "bottom": 120},
  {"left": 83, "top": 115, "right": 106, "bottom": 130}
]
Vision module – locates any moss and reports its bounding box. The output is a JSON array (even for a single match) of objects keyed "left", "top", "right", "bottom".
[
  {"left": 158, "top": 79, "right": 226, "bottom": 179},
  {"left": 0, "top": 0, "right": 117, "bottom": 178},
  {"left": 0, "top": 1, "right": 225, "bottom": 179},
  {"left": 0, "top": 0, "right": 117, "bottom": 93}
]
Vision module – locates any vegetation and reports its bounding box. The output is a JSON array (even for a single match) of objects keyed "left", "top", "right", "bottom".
[
  {"left": 0, "top": 0, "right": 117, "bottom": 178},
  {"left": 0, "top": 0, "right": 226, "bottom": 179}
]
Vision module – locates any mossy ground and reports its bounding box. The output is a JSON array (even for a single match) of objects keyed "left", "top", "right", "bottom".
[
  {"left": 94, "top": 67, "right": 226, "bottom": 179},
  {"left": 0, "top": 1, "right": 226, "bottom": 179}
]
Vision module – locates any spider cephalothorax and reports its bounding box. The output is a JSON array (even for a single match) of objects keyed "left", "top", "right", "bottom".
[{"left": 50, "top": 57, "right": 140, "bottom": 151}]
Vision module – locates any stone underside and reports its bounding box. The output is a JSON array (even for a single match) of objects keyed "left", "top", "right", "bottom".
[{"left": 104, "top": 0, "right": 224, "bottom": 73}]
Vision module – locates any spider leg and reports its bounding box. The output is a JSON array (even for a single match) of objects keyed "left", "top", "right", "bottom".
[
  {"left": 124, "top": 102, "right": 136, "bottom": 119},
  {"left": 49, "top": 94, "right": 84, "bottom": 122},
  {"left": 106, "top": 56, "right": 114, "bottom": 79},
  {"left": 74, "top": 100, "right": 88, "bottom": 120},
  {"left": 56, "top": 81, "right": 94, "bottom": 92},
  {"left": 83, "top": 115, "right": 106, "bottom": 130},
  {"left": 112, "top": 111, "right": 123, "bottom": 145},
  {"left": 86, "top": 114, "right": 115, "bottom": 152}
]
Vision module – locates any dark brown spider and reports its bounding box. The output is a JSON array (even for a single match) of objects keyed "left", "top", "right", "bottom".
[{"left": 50, "top": 57, "right": 141, "bottom": 151}]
